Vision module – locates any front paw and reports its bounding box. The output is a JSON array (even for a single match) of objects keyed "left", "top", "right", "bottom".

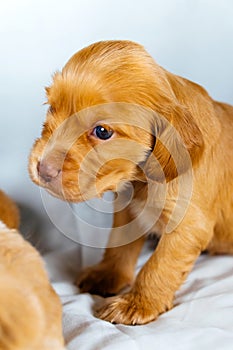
[
  {"left": 95, "top": 292, "right": 171, "bottom": 325},
  {"left": 76, "top": 262, "right": 133, "bottom": 297}
]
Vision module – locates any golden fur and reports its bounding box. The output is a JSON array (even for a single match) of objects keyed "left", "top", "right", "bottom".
[
  {"left": 29, "top": 40, "right": 233, "bottom": 325},
  {"left": 0, "top": 190, "right": 64, "bottom": 349}
]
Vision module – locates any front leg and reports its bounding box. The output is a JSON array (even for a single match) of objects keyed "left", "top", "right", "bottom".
[
  {"left": 97, "top": 218, "right": 214, "bottom": 324},
  {"left": 77, "top": 205, "right": 146, "bottom": 296}
]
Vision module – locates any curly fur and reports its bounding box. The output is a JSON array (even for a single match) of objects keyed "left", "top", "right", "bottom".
[
  {"left": 0, "top": 190, "right": 64, "bottom": 349},
  {"left": 29, "top": 40, "right": 233, "bottom": 325}
]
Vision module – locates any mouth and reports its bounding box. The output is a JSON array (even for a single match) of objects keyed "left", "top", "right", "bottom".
[
  {"left": 29, "top": 156, "right": 116, "bottom": 203},
  {"left": 34, "top": 171, "right": 93, "bottom": 203},
  {"left": 40, "top": 182, "right": 83, "bottom": 202},
  {"left": 37, "top": 174, "right": 64, "bottom": 197}
]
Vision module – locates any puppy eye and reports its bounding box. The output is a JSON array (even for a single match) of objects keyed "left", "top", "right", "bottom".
[{"left": 93, "top": 125, "right": 113, "bottom": 140}]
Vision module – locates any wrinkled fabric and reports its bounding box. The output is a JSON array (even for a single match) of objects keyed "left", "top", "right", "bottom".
[{"left": 44, "top": 243, "right": 233, "bottom": 350}]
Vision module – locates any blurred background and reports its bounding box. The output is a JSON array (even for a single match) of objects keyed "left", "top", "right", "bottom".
[{"left": 0, "top": 0, "right": 233, "bottom": 253}]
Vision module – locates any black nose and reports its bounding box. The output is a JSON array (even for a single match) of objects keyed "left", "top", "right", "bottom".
[{"left": 37, "top": 161, "right": 61, "bottom": 183}]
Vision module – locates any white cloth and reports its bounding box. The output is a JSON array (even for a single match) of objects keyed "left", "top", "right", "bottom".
[
  {"left": 0, "top": 219, "right": 8, "bottom": 230},
  {"left": 44, "top": 242, "right": 233, "bottom": 350}
]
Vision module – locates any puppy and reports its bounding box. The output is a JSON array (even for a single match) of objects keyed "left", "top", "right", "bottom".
[
  {"left": 0, "top": 190, "right": 64, "bottom": 349},
  {"left": 29, "top": 40, "right": 233, "bottom": 325}
]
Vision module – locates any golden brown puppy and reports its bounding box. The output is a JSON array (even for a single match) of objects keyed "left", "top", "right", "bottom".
[
  {"left": 29, "top": 40, "right": 233, "bottom": 325},
  {"left": 0, "top": 190, "right": 64, "bottom": 349}
]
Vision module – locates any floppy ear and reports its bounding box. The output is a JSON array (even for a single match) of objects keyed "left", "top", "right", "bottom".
[{"left": 144, "top": 104, "right": 204, "bottom": 183}]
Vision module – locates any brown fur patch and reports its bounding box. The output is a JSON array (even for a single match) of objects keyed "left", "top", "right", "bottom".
[{"left": 29, "top": 40, "right": 233, "bottom": 325}]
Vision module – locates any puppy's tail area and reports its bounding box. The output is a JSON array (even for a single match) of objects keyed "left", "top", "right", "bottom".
[{"left": 0, "top": 277, "right": 44, "bottom": 350}]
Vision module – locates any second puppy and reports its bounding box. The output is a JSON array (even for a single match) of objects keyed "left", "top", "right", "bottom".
[{"left": 0, "top": 189, "right": 64, "bottom": 349}]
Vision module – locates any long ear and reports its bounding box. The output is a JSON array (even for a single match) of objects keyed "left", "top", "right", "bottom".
[{"left": 144, "top": 104, "right": 204, "bottom": 183}]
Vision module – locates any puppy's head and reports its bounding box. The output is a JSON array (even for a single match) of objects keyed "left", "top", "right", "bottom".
[{"left": 29, "top": 40, "right": 203, "bottom": 202}]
